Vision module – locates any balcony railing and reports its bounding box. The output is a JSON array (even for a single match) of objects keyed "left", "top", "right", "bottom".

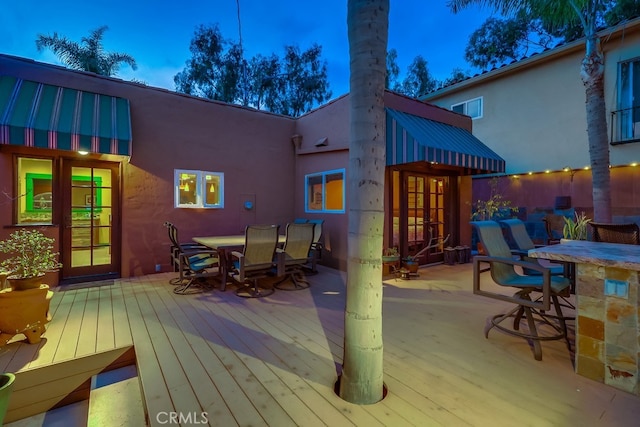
[{"left": 610, "top": 106, "right": 640, "bottom": 145}]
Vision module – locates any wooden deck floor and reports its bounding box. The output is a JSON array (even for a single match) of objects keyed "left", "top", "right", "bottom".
[{"left": 1, "top": 263, "right": 639, "bottom": 426}]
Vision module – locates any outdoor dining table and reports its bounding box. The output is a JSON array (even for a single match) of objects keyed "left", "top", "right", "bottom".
[{"left": 192, "top": 234, "right": 286, "bottom": 291}]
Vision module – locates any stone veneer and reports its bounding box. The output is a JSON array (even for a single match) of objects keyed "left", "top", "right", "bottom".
[
  {"left": 576, "top": 264, "right": 639, "bottom": 395},
  {"left": 529, "top": 239, "right": 640, "bottom": 396}
]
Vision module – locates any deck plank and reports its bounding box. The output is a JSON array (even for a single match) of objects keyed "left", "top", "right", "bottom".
[
  {"left": 95, "top": 285, "right": 115, "bottom": 353},
  {"left": 121, "top": 282, "right": 175, "bottom": 427},
  {"left": 75, "top": 287, "right": 100, "bottom": 357}
]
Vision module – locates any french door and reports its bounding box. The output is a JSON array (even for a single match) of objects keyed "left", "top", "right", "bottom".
[
  {"left": 61, "top": 160, "right": 120, "bottom": 280},
  {"left": 391, "top": 171, "right": 449, "bottom": 265}
]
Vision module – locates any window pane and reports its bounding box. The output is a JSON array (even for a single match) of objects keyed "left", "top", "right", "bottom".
[
  {"left": 325, "top": 172, "right": 344, "bottom": 211},
  {"left": 18, "top": 157, "right": 53, "bottom": 224},
  {"left": 204, "top": 173, "right": 221, "bottom": 206},
  {"left": 179, "top": 172, "right": 197, "bottom": 205},
  {"left": 467, "top": 99, "right": 481, "bottom": 118},
  {"left": 452, "top": 104, "right": 464, "bottom": 114},
  {"left": 307, "top": 175, "right": 323, "bottom": 211}
]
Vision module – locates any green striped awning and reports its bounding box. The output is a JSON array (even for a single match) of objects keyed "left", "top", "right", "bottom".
[
  {"left": 0, "top": 75, "right": 131, "bottom": 155},
  {"left": 386, "top": 108, "right": 505, "bottom": 173}
]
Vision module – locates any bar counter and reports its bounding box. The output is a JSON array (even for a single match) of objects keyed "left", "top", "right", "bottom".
[{"left": 529, "top": 240, "right": 639, "bottom": 396}]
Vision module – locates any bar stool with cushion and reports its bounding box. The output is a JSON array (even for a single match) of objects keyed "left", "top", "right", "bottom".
[{"left": 472, "top": 221, "right": 572, "bottom": 361}]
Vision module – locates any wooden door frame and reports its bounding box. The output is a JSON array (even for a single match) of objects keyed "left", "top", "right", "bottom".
[{"left": 386, "top": 165, "right": 457, "bottom": 266}]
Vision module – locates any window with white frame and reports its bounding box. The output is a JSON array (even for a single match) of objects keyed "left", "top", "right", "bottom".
[
  {"left": 174, "top": 169, "right": 224, "bottom": 209},
  {"left": 451, "top": 97, "right": 483, "bottom": 119},
  {"left": 305, "top": 169, "right": 345, "bottom": 213}
]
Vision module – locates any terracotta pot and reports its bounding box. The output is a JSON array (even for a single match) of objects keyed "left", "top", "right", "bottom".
[
  {"left": 0, "top": 285, "right": 53, "bottom": 346},
  {"left": 9, "top": 275, "right": 44, "bottom": 291}
]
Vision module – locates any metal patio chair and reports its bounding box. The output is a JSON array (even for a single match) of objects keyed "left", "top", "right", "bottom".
[
  {"left": 274, "top": 222, "right": 315, "bottom": 290},
  {"left": 472, "top": 221, "right": 572, "bottom": 361},
  {"left": 230, "top": 224, "right": 280, "bottom": 298}
]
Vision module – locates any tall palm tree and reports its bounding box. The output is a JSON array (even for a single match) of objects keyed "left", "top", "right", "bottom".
[
  {"left": 449, "top": 0, "right": 612, "bottom": 222},
  {"left": 340, "top": 0, "right": 388, "bottom": 404},
  {"left": 36, "top": 26, "right": 137, "bottom": 77}
]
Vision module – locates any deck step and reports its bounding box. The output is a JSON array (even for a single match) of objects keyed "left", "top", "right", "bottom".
[{"left": 87, "top": 365, "right": 146, "bottom": 427}]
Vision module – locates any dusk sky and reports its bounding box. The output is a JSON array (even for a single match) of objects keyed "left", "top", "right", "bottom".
[{"left": 2, "top": 1, "right": 496, "bottom": 98}]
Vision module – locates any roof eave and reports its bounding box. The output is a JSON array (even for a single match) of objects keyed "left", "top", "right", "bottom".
[{"left": 422, "top": 15, "right": 640, "bottom": 100}]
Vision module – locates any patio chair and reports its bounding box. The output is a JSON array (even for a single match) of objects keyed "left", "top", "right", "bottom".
[
  {"left": 163, "top": 221, "right": 209, "bottom": 274},
  {"left": 500, "top": 219, "right": 565, "bottom": 276},
  {"left": 589, "top": 222, "right": 640, "bottom": 245},
  {"left": 472, "top": 221, "right": 572, "bottom": 361},
  {"left": 164, "top": 222, "right": 220, "bottom": 294},
  {"left": 542, "top": 214, "right": 565, "bottom": 245},
  {"left": 230, "top": 224, "right": 280, "bottom": 298},
  {"left": 274, "top": 222, "right": 315, "bottom": 290}
]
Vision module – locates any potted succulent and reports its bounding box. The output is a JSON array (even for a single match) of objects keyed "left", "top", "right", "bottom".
[
  {"left": 563, "top": 211, "right": 591, "bottom": 240},
  {"left": 0, "top": 229, "right": 61, "bottom": 290}
]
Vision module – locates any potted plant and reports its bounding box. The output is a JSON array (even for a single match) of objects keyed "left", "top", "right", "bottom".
[
  {"left": 0, "top": 229, "right": 61, "bottom": 290},
  {"left": 401, "top": 255, "right": 420, "bottom": 274},
  {"left": 563, "top": 211, "right": 591, "bottom": 240},
  {"left": 382, "top": 247, "right": 400, "bottom": 263}
]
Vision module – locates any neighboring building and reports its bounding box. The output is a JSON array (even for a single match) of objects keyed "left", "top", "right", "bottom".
[
  {"left": 422, "top": 16, "right": 640, "bottom": 221},
  {"left": 0, "top": 54, "right": 502, "bottom": 285}
]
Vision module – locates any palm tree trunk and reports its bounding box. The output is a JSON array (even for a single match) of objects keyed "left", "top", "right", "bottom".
[
  {"left": 340, "top": 0, "right": 388, "bottom": 404},
  {"left": 582, "top": 33, "right": 612, "bottom": 222}
]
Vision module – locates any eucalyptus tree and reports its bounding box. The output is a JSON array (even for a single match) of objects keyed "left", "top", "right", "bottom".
[
  {"left": 175, "top": 24, "right": 331, "bottom": 116},
  {"left": 397, "top": 55, "right": 438, "bottom": 97},
  {"left": 449, "top": 0, "right": 615, "bottom": 222},
  {"left": 35, "top": 26, "right": 137, "bottom": 77},
  {"left": 340, "top": 0, "right": 388, "bottom": 404}
]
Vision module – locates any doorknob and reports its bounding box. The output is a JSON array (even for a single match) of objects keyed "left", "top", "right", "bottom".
[{"left": 64, "top": 216, "right": 72, "bottom": 228}]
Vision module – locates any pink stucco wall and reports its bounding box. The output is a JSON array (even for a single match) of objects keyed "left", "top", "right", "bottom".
[
  {"left": 0, "top": 55, "right": 297, "bottom": 279},
  {"left": 1, "top": 55, "right": 480, "bottom": 281}
]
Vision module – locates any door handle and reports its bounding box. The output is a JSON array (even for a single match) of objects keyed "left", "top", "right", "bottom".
[{"left": 64, "top": 216, "right": 72, "bottom": 228}]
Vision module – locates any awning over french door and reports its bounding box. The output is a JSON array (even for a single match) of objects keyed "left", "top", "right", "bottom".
[
  {"left": 0, "top": 75, "right": 132, "bottom": 156},
  {"left": 386, "top": 108, "right": 505, "bottom": 174}
]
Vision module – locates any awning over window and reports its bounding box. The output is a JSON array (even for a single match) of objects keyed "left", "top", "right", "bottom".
[
  {"left": 386, "top": 108, "right": 505, "bottom": 173},
  {"left": 0, "top": 75, "right": 132, "bottom": 156}
]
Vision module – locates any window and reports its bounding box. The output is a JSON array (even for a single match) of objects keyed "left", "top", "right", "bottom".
[
  {"left": 174, "top": 170, "right": 224, "bottom": 209},
  {"left": 451, "top": 97, "right": 483, "bottom": 119},
  {"left": 305, "top": 169, "right": 345, "bottom": 213},
  {"left": 17, "top": 157, "right": 54, "bottom": 224},
  {"left": 615, "top": 58, "right": 640, "bottom": 142}
]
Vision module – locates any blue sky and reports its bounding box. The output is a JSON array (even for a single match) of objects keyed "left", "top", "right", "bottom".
[{"left": 2, "top": 1, "right": 494, "bottom": 98}]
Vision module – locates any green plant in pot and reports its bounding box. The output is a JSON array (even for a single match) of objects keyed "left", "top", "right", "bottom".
[
  {"left": 0, "top": 229, "right": 61, "bottom": 290},
  {"left": 382, "top": 247, "right": 400, "bottom": 262},
  {"left": 563, "top": 211, "right": 591, "bottom": 240}
]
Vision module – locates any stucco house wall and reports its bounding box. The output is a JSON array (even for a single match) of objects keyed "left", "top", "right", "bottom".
[
  {"left": 1, "top": 54, "right": 491, "bottom": 283},
  {"left": 0, "top": 55, "right": 297, "bottom": 279},
  {"left": 423, "top": 17, "right": 640, "bottom": 174}
]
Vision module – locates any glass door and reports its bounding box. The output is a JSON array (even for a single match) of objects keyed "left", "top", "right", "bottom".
[
  {"left": 61, "top": 160, "right": 120, "bottom": 280},
  {"left": 404, "top": 172, "right": 448, "bottom": 265}
]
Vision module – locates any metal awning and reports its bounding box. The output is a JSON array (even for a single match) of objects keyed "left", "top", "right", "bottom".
[
  {"left": 0, "top": 75, "right": 131, "bottom": 155},
  {"left": 386, "top": 108, "right": 505, "bottom": 173}
]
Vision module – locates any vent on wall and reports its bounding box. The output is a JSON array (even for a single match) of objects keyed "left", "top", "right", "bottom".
[{"left": 315, "top": 137, "right": 328, "bottom": 147}]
